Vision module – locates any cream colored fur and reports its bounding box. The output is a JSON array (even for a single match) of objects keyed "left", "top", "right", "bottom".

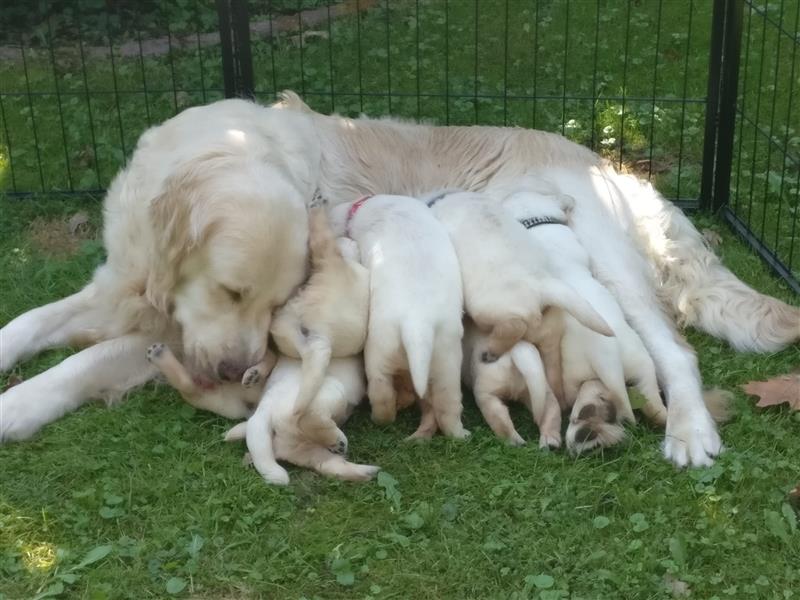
[
  {"left": 328, "top": 194, "right": 468, "bottom": 440},
  {"left": 269, "top": 206, "right": 370, "bottom": 445},
  {"left": 461, "top": 320, "right": 562, "bottom": 448},
  {"left": 224, "top": 356, "right": 379, "bottom": 485}
]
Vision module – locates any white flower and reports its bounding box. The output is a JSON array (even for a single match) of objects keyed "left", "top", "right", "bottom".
[
  {"left": 600, "top": 137, "right": 617, "bottom": 147},
  {"left": 565, "top": 119, "right": 578, "bottom": 129},
  {"left": 602, "top": 125, "right": 614, "bottom": 135}
]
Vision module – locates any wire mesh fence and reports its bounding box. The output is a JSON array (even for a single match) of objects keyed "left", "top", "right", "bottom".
[{"left": 0, "top": 0, "right": 797, "bottom": 290}]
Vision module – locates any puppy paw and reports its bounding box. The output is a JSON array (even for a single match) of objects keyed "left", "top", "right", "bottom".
[
  {"left": 663, "top": 408, "right": 721, "bottom": 468},
  {"left": 480, "top": 351, "right": 499, "bottom": 364},
  {"left": 538, "top": 431, "right": 561, "bottom": 450},
  {"left": 508, "top": 431, "right": 526, "bottom": 447},
  {"left": 241, "top": 365, "right": 262, "bottom": 388},
  {"left": 330, "top": 431, "right": 349, "bottom": 456},
  {"left": 348, "top": 464, "right": 381, "bottom": 481},
  {"left": 145, "top": 342, "right": 165, "bottom": 363}
]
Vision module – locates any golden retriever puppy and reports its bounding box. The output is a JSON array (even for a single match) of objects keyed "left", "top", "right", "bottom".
[
  {"left": 145, "top": 343, "right": 276, "bottom": 419},
  {"left": 427, "top": 190, "right": 614, "bottom": 407},
  {"left": 328, "top": 194, "right": 468, "bottom": 440},
  {"left": 269, "top": 205, "right": 370, "bottom": 447},
  {"left": 224, "top": 356, "right": 379, "bottom": 485},
  {"left": 462, "top": 320, "right": 562, "bottom": 448}
]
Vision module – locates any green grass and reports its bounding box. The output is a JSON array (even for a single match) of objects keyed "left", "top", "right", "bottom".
[
  {"left": 1, "top": 2, "right": 800, "bottom": 597},
  {"left": 1, "top": 197, "right": 799, "bottom": 599}
]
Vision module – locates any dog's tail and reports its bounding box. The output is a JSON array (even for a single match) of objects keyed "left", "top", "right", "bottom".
[
  {"left": 540, "top": 279, "right": 615, "bottom": 337},
  {"left": 401, "top": 322, "right": 434, "bottom": 398},
  {"left": 608, "top": 171, "right": 800, "bottom": 352},
  {"left": 509, "top": 341, "right": 549, "bottom": 419}
]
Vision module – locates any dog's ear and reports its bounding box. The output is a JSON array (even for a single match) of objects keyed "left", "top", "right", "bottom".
[
  {"left": 557, "top": 193, "right": 576, "bottom": 217},
  {"left": 145, "top": 161, "right": 216, "bottom": 314}
]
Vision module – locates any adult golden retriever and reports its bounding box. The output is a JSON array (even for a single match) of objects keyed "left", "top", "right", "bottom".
[{"left": 1, "top": 92, "right": 797, "bottom": 468}]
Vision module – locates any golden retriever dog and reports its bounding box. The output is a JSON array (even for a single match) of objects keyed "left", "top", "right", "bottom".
[
  {"left": 269, "top": 205, "right": 370, "bottom": 446},
  {"left": 327, "top": 194, "right": 468, "bottom": 440},
  {"left": 461, "top": 319, "right": 562, "bottom": 449},
  {"left": 1, "top": 98, "right": 317, "bottom": 441},
  {"left": 3, "top": 90, "right": 796, "bottom": 468},
  {"left": 224, "top": 355, "right": 379, "bottom": 486}
]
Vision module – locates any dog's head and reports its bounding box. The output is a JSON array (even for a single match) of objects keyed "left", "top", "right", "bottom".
[{"left": 146, "top": 153, "right": 309, "bottom": 383}]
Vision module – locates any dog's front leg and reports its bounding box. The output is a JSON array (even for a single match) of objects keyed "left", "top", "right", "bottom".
[
  {"left": 0, "top": 283, "right": 113, "bottom": 372},
  {"left": 0, "top": 333, "right": 158, "bottom": 443}
]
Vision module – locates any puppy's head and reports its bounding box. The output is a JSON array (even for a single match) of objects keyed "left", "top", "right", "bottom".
[
  {"left": 502, "top": 189, "right": 574, "bottom": 223},
  {"left": 146, "top": 152, "right": 309, "bottom": 382}
]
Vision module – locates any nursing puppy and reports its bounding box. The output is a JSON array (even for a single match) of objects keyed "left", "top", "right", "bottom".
[
  {"left": 145, "top": 343, "right": 276, "bottom": 418},
  {"left": 269, "top": 206, "right": 370, "bottom": 448},
  {"left": 462, "top": 319, "right": 562, "bottom": 448},
  {"left": 500, "top": 185, "right": 668, "bottom": 452},
  {"left": 328, "top": 194, "right": 468, "bottom": 439},
  {"left": 224, "top": 356, "right": 378, "bottom": 485},
  {"left": 427, "top": 190, "right": 614, "bottom": 406}
]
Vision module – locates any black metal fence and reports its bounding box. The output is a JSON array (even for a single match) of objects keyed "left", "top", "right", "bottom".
[{"left": 0, "top": 0, "right": 797, "bottom": 292}]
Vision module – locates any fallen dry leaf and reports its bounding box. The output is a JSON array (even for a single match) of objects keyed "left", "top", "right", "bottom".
[
  {"left": 702, "top": 228, "right": 723, "bottom": 249},
  {"left": 789, "top": 483, "right": 800, "bottom": 513},
  {"left": 663, "top": 574, "right": 691, "bottom": 598},
  {"left": 742, "top": 373, "right": 800, "bottom": 411},
  {"left": 68, "top": 211, "right": 90, "bottom": 236}
]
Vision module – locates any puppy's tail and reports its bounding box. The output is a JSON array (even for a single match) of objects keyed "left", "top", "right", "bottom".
[
  {"left": 308, "top": 206, "right": 344, "bottom": 270},
  {"left": 541, "top": 279, "right": 615, "bottom": 337},
  {"left": 401, "top": 322, "right": 434, "bottom": 398},
  {"left": 245, "top": 402, "right": 290, "bottom": 486},
  {"left": 608, "top": 170, "right": 800, "bottom": 352},
  {"left": 509, "top": 341, "right": 549, "bottom": 420}
]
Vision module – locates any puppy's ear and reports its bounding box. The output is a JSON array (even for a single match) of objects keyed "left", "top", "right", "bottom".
[{"left": 557, "top": 193, "right": 576, "bottom": 217}]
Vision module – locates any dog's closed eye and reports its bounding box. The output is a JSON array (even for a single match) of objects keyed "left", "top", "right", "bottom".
[{"left": 221, "top": 286, "right": 244, "bottom": 303}]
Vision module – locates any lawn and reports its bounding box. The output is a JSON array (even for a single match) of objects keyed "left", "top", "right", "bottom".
[
  {"left": 1, "top": 0, "right": 800, "bottom": 598},
  {"left": 0, "top": 196, "right": 799, "bottom": 599}
]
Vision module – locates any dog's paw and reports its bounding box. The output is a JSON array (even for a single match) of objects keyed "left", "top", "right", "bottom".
[
  {"left": 259, "top": 464, "right": 291, "bottom": 486},
  {"left": 0, "top": 380, "right": 54, "bottom": 443},
  {"left": 508, "top": 430, "right": 526, "bottom": 447},
  {"left": 480, "top": 351, "right": 499, "bottom": 364},
  {"left": 538, "top": 430, "right": 561, "bottom": 450},
  {"left": 145, "top": 343, "right": 165, "bottom": 363},
  {"left": 566, "top": 400, "right": 625, "bottom": 455},
  {"left": 330, "top": 430, "right": 349, "bottom": 456},
  {"left": 348, "top": 464, "right": 381, "bottom": 481},
  {"left": 663, "top": 408, "right": 721, "bottom": 468},
  {"left": 241, "top": 365, "right": 262, "bottom": 389}
]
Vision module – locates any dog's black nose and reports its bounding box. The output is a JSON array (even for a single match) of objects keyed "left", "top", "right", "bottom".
[{"left": 217, "top": 361, "right": 246, "bottom": 383}]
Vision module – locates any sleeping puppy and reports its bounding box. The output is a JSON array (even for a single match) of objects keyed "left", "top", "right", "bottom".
[
  {"left": 146, "top": 342, "right": 276, "bottom": 418},
  {"left": 462, "top": 319, "right": 562, "bottom": 448},
  {"left": 269, "top": 205, "right": 370, "bottom": 449},
  {"left": 224, "top": 355, "right": 379, "bottom": 485},
  {"left": 328, "top": 194, "right": 468, "bottom": 440},
  {"left": 499, "top": 185, "right": 668, "bottom": 454},
  {"left": 427, "top": 190, "right": 614, "bottom": 406}
]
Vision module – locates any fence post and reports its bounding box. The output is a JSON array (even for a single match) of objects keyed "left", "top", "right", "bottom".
[
  {"left": 700, "top": 0, "right": 744, "bottom": 212},
  {"left": 216, "top": 0, "right": 255, "bottom": 99}
]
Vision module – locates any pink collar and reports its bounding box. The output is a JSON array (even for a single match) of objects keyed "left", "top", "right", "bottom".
[{"left": 345, "top": 195, "right": 372, "bottom": 237}]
